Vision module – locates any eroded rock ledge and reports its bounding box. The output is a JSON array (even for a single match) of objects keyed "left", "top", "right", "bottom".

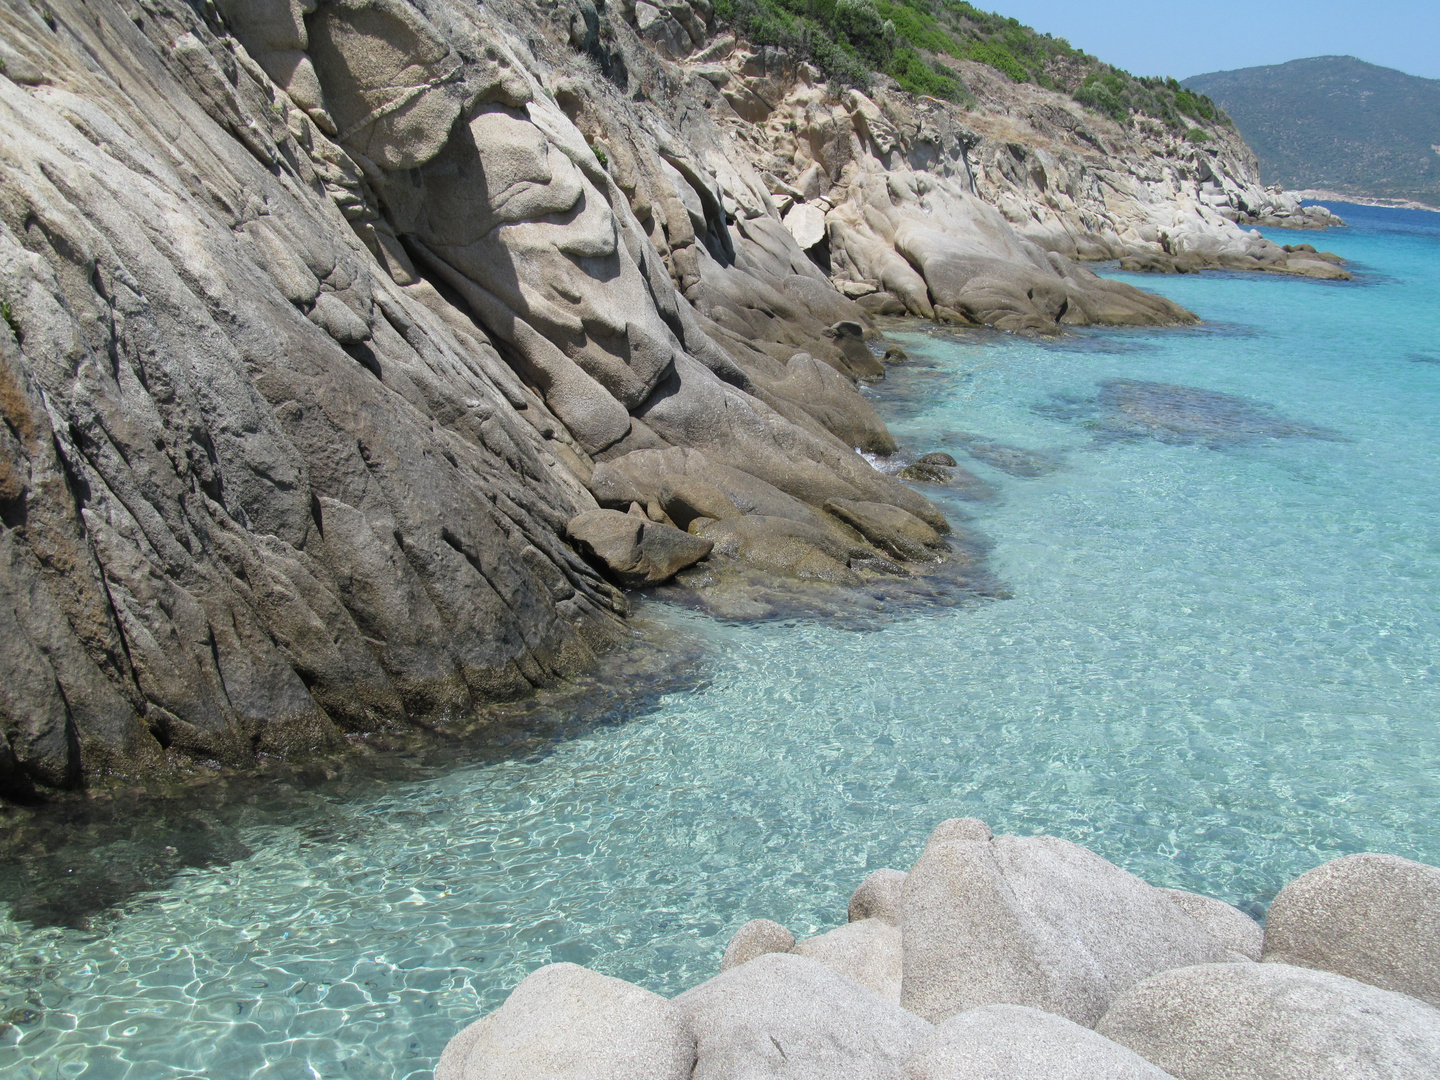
[
  {"left": 437, "top": 819, "right": 1440, "bottom": 1079},
  {"left": 0, "top": 0, "right": 1346, "bottom": 799}
]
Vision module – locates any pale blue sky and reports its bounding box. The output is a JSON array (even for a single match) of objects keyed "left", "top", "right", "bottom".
[{"left": 988, "top": 1, "right": 1439, "bottom": 80}]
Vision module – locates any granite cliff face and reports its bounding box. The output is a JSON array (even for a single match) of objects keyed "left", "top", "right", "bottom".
[{"left": 0, "top": 0, "right": 1339, "bottom": 799}]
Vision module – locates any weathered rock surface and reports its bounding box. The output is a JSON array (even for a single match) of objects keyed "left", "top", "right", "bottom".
[
  {"left": 675, "top": 951, "right": 931, "bottom": 1080},
  {"left": 566, "top": 509, "right": 712, "bottom": 587},
  {"left": 901, "top": 821, "right": 1232, "bottom": 1025},
  {"left": 0, "top": 0, "right": 1354, "bottom": 797},
  {"left": 825, "top": 498, "right": 946, "bottom": 561},
  {"left": 905, "top": 1004, "right": 1177, "bottom": 1080},
  {"left": 795, "top": 917, "right": 904, "bottom": 1001},
  {"left": 1096, "top": 961, "right": 1440, "bottom": 1080},
  {"left": 929, "top": 61, "right": 1349, "bottom": 279},
  {"left": 720, "top": 917, "right": 796, "bottom": 971},
  {"left": 0, "top": 0, "right": 962, "bottom": 794},
  {"left": 1158, "top": 889, "right": 1263, "bottom": 962},
  {"left": 435, "top": 962, "right": 695, "bottom": 1080},
  {"left": 1261, "top": 852, "right": 1440, "bottom": 1007}
]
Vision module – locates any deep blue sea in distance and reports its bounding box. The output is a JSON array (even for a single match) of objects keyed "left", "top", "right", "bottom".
[{"left": 2, "top": 202, "right": 1438, "bottom": 1078}]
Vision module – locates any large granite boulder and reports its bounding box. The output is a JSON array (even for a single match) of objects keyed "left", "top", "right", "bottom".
[
  {"left": 435, "top": 963, "right": 695, "bottom": 1080},
  {"left": 795, "top": 918, "right": 904, "bottom": 1001},
  {"left": 1096, "top": 961, "right": 1440, "bottom": 1080},
  {"left": 1262, "top": 852, "right": 1440, "bottom": 1006},
  {"left": 675, "top": 951, "right": 931, "bottom": 1080},
  {"left": 901, "top": 820, "right": 1231, "bottom": 1025},
  {"left": 904, "top": 1004, "right": 1176, "bottom": 1080}
]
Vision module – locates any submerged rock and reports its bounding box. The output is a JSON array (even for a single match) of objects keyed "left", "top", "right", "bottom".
[
  {"left": 1037, "top": 379, "right": 1343, "bottom": 447},
  {"left": 951, "top": 435, "right": 1064, "bottom": 477}
]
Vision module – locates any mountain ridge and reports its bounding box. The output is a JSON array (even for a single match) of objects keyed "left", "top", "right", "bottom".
[{"left": 1184, "top": 55, "right": 1440, "bottom": 209}]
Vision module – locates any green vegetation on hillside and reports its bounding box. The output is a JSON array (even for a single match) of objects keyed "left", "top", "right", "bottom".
[
  {"left": 1186, "top": 57, "right": 1440, "bottom": 208},
  {"left": 712, "top": 0, "right": 1228, "bottom": 130}
]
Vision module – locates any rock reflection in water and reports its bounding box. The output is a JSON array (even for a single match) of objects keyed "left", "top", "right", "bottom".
[{"left": 1035, "top": 379, "right": 1344, "bottom": 448}]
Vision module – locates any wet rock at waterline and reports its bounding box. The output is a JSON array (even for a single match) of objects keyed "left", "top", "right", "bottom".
[
  {"left": 440, "top": 822, "right": 1440, "bottom": 1077},
  {"left": 1036, "top": 380, "right": 1344, "bottom": 447},
  {"left": 898, "top": 460, "right": 999, "bottom": 500},
  {"left": 824, "top": 499, "right": 948, "bottom": 563}
]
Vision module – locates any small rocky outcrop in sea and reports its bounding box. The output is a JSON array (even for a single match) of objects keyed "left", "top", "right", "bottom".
[{"left": 436, "top": 819, "right": 1440, "bottom": 1079}]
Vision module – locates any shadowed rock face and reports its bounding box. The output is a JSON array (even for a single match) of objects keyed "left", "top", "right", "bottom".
[{"left": 1036, "top": 380, "right": 1343, "bottom": 447}]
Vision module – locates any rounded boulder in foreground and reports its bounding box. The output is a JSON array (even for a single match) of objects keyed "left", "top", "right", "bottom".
[
  {"left": 905, "top": 1003, "right": 1176, "bottom": 1080},
  {"left": 435, "top": 963, "right": 694, "bottom": 1080},
  {"left": 676, "top": 951, "right": 931, "bottom": 1080},
  {"left": 1095, "top": 961, "right": 1440, "bottom": 1080},
  {"left": 1263, "top": 851, "right": 1440, "bottom": 1006}
]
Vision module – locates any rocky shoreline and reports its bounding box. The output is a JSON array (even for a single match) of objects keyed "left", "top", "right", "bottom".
[
  {"left": 436, "top": 818, "right": 1440, "bottom": 1079},
  {"left": 0, "top": 0, "right": 1354, "bottom": 802}
]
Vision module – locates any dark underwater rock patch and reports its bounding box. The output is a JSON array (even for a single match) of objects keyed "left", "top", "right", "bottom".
[
  {"left": 950, "top": 434, "right": 1065, "bottom": 477},
  {"left": 1035, "top": 379, "right": 1344, "bottom": 448}
]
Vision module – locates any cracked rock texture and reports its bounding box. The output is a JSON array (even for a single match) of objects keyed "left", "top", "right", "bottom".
[{"left": 0, "top": 0, "right": 1342, "bottom": 796}]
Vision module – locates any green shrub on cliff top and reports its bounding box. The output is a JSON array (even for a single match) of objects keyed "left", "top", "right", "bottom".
[{"left": 712, "top": 0, "right": 1228, "bottom": 130}]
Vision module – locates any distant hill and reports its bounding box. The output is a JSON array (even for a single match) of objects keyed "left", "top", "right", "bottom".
[{"left": 1184, "top": 56, "right": 1440, "bottom": 208}]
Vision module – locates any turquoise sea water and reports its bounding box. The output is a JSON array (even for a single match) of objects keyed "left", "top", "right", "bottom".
[{"left": 3, "top": 203, "right": 1439, "bottom": 1078}]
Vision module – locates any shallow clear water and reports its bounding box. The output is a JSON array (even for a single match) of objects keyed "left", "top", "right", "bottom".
[{"left": 4, "top": 203, "right": 1440, "bottom": 1078}]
